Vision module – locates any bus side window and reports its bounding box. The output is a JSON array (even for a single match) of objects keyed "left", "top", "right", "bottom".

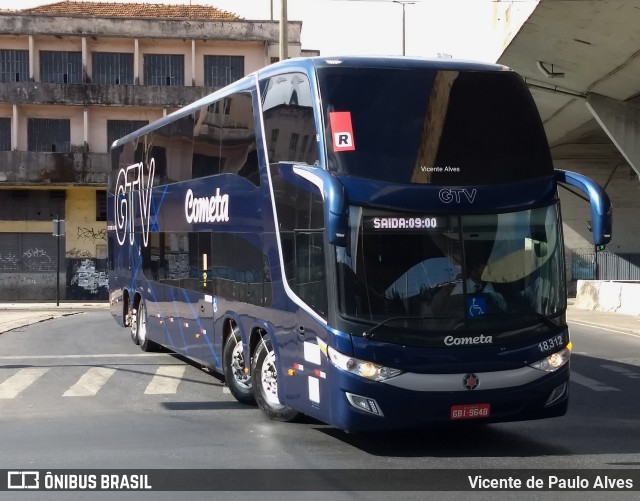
[
  {"left": 260, "top": 72, "right": 319, "bottom": 166},
  {"left": 192, "top": 106, "right": 222, "bottom": 179}
]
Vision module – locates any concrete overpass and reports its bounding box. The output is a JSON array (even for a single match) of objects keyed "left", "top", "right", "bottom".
[{"left": 496, "top": 0, "right": 640, "bottom": 288}]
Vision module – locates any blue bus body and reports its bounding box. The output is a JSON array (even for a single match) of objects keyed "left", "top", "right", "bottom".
[{"left": 107, "top": 56, "right": 612, "bottom": 432}]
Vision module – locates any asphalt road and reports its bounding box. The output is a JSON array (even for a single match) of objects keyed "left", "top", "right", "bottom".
[{"left": 0, "top": 308, "right": 639, "bottom": 500}]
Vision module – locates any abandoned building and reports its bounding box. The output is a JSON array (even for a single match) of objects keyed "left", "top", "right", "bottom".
[{"left": 0, "top": 1, "right": 308, "bottom": 301}]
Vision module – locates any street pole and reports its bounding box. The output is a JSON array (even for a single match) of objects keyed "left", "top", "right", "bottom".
[
  {"left": 393, "top": 1, "right": 414, "bottom": 56},
  {"left": 53, "top": 215, "right": 65, "bottom": 307},
  {"left": 279, "top": 0, "right": 288, "bottom": 61}
]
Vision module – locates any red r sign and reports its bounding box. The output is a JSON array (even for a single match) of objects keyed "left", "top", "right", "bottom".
[{"left": 329, "top": 111, "right": 356, "bottom": 152}]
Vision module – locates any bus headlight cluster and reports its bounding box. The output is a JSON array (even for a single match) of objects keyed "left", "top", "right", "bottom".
[
  {"left": 529, "top": 347, "right": 571, "bottom": 372},
  {"left": 326, "top": 346, "right": 402, "bottom": 381}
]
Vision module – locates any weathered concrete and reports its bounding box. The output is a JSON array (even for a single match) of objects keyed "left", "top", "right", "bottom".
[
  {"left": 574, "top": 279, "right": 640, "bottom": 315},
  {"left": 0, "top": 151, "right": 110, "bottom": 185},
  {"left": 0, "top": 82, "right": 218, "bottom": 108},
  {"left": 0, "top": 15, "right": 301, "bottom": 44}
]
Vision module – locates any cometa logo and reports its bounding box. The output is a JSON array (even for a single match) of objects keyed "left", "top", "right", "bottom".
[
  {"left": 185, "top": 188, "right": 230, "bottom": 224},
  {"left": 444, "top": 334, "right": 493, "bottom": 346}
]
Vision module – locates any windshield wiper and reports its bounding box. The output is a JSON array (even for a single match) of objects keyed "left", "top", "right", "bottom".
[{"left": 363, "top": 316, "right": 436, "bottom": 340}]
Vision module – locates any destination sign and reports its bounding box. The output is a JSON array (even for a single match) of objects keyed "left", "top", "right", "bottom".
[{"left": 363, "top": 215, "right": 443, "bottom": 231}]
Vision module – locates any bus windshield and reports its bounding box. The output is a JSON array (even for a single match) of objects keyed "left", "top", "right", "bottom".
[
  {"left": 318, "top": 66, "right": 553, "bottom": 184},
  {"left": 336, "top": 204, "right": 565, "bottom": 338}
]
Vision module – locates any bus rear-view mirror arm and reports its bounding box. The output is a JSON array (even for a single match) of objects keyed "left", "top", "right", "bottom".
[
  {"left": 292, "top": 164, "right": 349, "bottom": 246},
  {"left": 555, "top": 169, "right": 612, "bottom": 247}
]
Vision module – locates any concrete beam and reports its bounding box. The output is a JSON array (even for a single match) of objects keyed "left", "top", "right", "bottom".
[
  {"left": 586, "top": 93, "right": 640, "bottom": 178},
  {"left": 0, "top": 14, "right": 301, "bottom": 44}
]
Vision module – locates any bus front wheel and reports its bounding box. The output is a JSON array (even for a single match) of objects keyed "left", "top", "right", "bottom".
[
  {"left": 252, "top": 337, "right": 299, "bottom": 422},
  {"left": 223, "top": 324, "right": 255, "bottom": 405}
]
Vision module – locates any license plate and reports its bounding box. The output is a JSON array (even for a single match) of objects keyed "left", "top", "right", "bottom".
[{"left": 450, "top": 403, "right": 490, "bottom": 420}]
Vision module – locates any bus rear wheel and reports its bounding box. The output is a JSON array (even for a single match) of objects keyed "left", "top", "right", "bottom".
[
  {"left": 252, "top": 337, "right": 299, "bottom": 422},
  {"left": 134, "top": 300, "right": 157, "bottom": 352},
  {"left": 223, "top": 324, "right": 255, "bottom": 405}
]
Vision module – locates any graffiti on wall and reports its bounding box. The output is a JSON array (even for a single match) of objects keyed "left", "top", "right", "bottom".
[
  {"left": 76, "top": 227, "right": 107, "bottom": 242},
  {"left": 0, "top": 273, "right": 58, "bottom": 300},
  {"left": 68, "top": 258, "right": 108, "bottom": 299}
]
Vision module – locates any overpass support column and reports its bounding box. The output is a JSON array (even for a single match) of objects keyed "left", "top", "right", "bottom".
[{"left": 586, "top": 93, "right": 640, "bottom": 178}]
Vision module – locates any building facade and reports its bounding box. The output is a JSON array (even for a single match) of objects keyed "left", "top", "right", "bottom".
[{"left": 0, "top": 1, "right": 306, "bottom": 301}]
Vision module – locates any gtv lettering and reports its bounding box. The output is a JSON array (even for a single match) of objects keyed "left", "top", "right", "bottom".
[
  {"left": 439, "top": 188, "right": 477, "bottom": 204},
  {"left": 114, "top": 159, "right": 155, "bottom": 247}
]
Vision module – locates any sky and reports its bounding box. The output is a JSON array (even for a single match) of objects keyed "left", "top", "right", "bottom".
[{"left": 6, "top": 0, "right": 507, "bottom": 63}]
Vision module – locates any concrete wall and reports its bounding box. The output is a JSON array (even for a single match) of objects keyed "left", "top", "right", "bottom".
[{"left": 575, "top": 279, "right": 640, "bottom": 315}]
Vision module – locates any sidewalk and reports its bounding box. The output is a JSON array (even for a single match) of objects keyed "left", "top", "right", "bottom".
[{"left": 0, "top": 301, "right": 109, "bottom": 334}]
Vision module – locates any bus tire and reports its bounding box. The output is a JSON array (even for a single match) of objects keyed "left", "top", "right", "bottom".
[
  {"left": 223, "top": 325, "right": 255, "bottom": 405},
  {"left": 252, "top": 337, "right": 299, "bottom": 422},
  {"left": 135, "top": 300, "right": 158, "bottom": 352},
  {"left": 130, "top": 305, "right": 140, "bottom": 345}
]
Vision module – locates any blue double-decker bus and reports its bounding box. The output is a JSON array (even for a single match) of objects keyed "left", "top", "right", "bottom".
[{"left": 107, "top": 56, "right": 611, "bottom": 432}]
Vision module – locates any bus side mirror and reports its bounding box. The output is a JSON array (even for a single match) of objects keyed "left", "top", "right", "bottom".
[
  {"left": 292, "top": 165, "right": 348, "bottom": 246},
  {"left": 555, "top": 169, "right": 612, "bottom": 246}
]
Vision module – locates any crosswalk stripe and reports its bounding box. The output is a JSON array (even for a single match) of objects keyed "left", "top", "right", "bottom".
[
  {"left": 571, "top": 371, "right": 621, "bottom": 392},
  {"left": 600, "top": 364, "right": 640, "bottom": 379},
  {"left": 0, "top": 368, "right": 50, "bottom": 399},
  {"left": 144, "top": 365, "right": 187, "bottom": 394},
  {"left": 63, "top": 367, "right": 116, "bottom": 397}
]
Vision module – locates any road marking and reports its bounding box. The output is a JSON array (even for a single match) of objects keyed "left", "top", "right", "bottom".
[
  {"left": 145, "top": 365, "right": 187, "bottom": 394},
  {"left": 601, "top": 364, "right": 640, "bottom": 379},
  {"left": 0, "top": 353, "right": 169, "bottom": 361},
  {"left": 222, "top": 386, "right": 231, "bottom": 394},
  {"left": 0, "top": 368, "right": 50, "bottom": 399},
  {"left": 568, "top": 320, "right": 640, "bottom": 339},
  {"left": 571, "top": 371, "right": 620, "bottom": 392},
  {"left": 63, "top": 367, "right": 116, "bottom": 397}
]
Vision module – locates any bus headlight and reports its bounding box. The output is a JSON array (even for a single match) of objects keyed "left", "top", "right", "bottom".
[
  {"left": 326, "top": 346, "right": 402, "bottom": 381},
  {"left": 529, "top": 347, "right": 571, "bottom": 372}
]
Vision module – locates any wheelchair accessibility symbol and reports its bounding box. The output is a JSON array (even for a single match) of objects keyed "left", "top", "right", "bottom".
[{"left": 467, "top": 296, "right": 487, "bottom": 318}]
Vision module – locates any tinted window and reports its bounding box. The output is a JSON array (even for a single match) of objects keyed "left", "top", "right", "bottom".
[
  {"left": 193, "top": 92, "right": 259, "bottom": 185},
  {"left": 318, "top": 68, "right": 553, "bottom": 184},
  {"left": 261, "top": 73, "right": 319, "bottom": 165},
  {"left": 270, "top": 163, "right": 327, "bottom": 317},
  {"left": 141, "top": 231, "right": 271, "bottom": 307}
]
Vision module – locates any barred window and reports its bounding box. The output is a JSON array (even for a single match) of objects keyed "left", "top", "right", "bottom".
[
  {"left": 92, "top": 52, "right": 134, "bottom": 85},
  {"left": 204, "top": 55, "right": 244, "bottom": 87},
  {"left": 144, "top": 54, "right": 184, "bottom": 86},
  {"left": 0, "top": 118, "right": 11, "bottom": 151},
  {"left": 40, "top": 51, "right": 82, "bottom": 84},
  {"left": 107, "top": 120, "right": 148, "bottom": 151},
  {"left": 0, "top": 49, "right": 28, "bottom": 83},
  {"left": 27, "top": 118, "right": 70, "bottom": 152}
]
